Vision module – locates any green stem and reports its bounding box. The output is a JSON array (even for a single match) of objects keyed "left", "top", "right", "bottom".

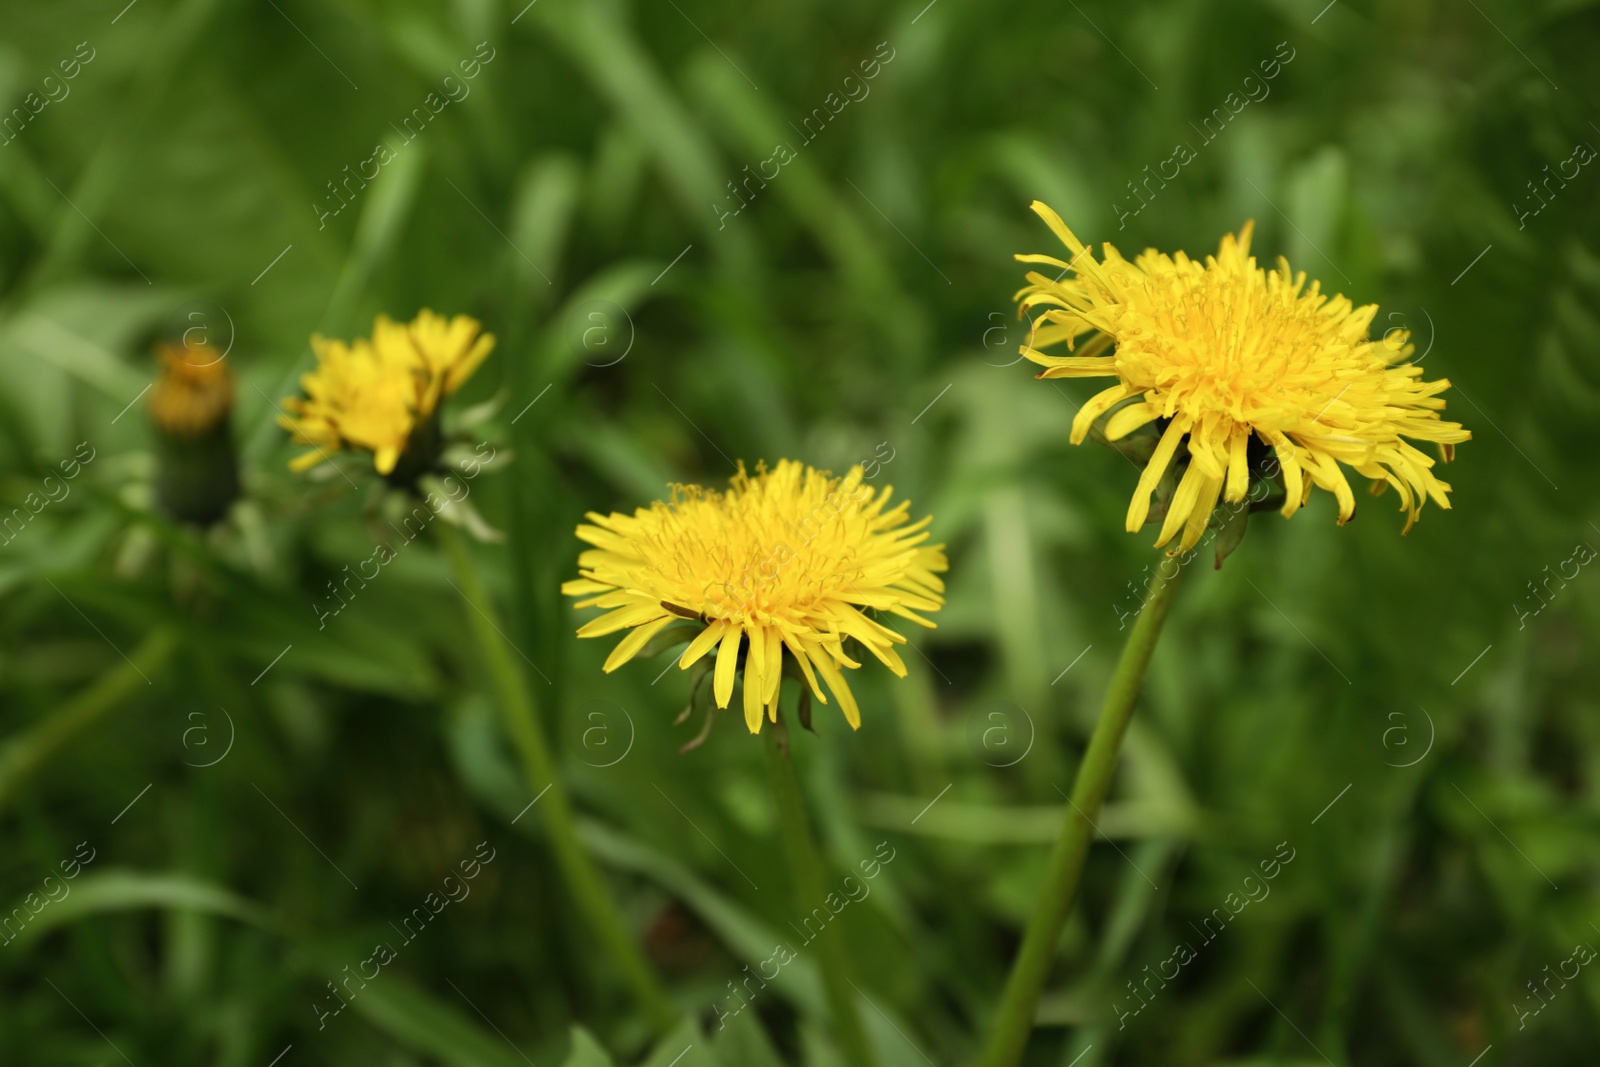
[
  {"left": 0, "top": 628, "right": 176, "bottom": 817},
  {"left": 436, "top": 522, "right": 674, "bottom": 1033},
  {"left": 763, "top": 718, "right": 878, "bottom": 1067},
  {"left": 978, "top": 563, "right": 1183, "bottom": 1067}
]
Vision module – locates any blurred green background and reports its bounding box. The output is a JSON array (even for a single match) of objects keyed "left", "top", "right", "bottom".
[{"left": 2, "top": 0, "right": 1598, "bottom": 1064}]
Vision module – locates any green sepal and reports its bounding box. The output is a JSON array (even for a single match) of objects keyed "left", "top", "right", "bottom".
[
  {"left": 415, "top": 473, "right": 503, "bottom": 542},
  {"left": 780, "top": 655, "right": 816, "bottom": 734},
  {"left": 1141, "top": 459, "right": 1180, "bottom": 528},
  {"left": 676, "top": 660, "right": 716, "bottom": 753},
  {"left": 1090, "top": 422, "right": 1159, "bottom": 466},
  {"left": 1249, "top": 484, "right": 1287, "bottom": 513},
  {"left": 635, "top": 621, "right": 698, "bottom": 661},
  {"left": 1211, "top": 497, "right": 1251, "bottom": 569}
]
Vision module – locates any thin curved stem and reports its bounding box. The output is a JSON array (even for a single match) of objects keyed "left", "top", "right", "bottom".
[
  {"left": 0, "top": 628, "right": 176, "bottom": 817},
  {"left": 978, "top": 562, "right": 1183, "bottom": 1067},
  {"left": 437, "top": 522, "right": 674, "bottom": 1033},
  {"left": 764, "top": 718, "right": 879, "bottom": 1067}
]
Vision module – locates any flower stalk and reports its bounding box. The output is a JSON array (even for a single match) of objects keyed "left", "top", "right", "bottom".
[
  {"left": 763, "top": 717, "right": 878, "bottom": 1067},
  {"left": 0, "top": 629, "right": 176, "bottom": 816},
  {"left": 435, "top": 521, "right": 674, "bottom": 1032},
  {"left": 978, "top": 562, "right": 1183, "bottom": 1067}
]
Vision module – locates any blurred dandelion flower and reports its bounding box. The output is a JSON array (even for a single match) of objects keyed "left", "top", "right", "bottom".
[
  {"left": 150, "top": 341, "right": 234, "bottom": 437},
  {"left": 1015, "top": 202, "right": 1471, "bottom": 553},
  {"left": 279, "top": 310, "right": 494, "bottom": 479},
  {"left": 150, "top": 340, "right": 239, "bottom": 526},
  {"left": 563, "top": 460, "right": 947, "bottom": 733}
]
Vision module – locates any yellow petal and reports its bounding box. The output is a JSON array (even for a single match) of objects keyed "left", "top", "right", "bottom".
[
  {"left": 1271, "top": 436, "right": 1305, "bottom": 519},
  {"left": 780, "top": 627, "right": 827, "bottom": 705},
  {"left": 1033, "top": 357, "right": 1118, "bottom": 379},
  {"left": 1175, "top": 473, "right": 1223, "bottom": 554},
  {"left": 678, "top": 619, "right": 728, "bottom": 670},
  {"left": 746, "top": 622, "right": 768, "bottom": 707},
  {"left": 1308, "top": 452, "right": 1356, "bottom": 523},
  {"left": 712, "top": 624, "right": 743, "bottom": 709},
  {"left": 809, "top": 648, "right": 861, "bottom": 730},
  {"left": 603, "top": 615, "right": 674, "bottom": 673},
  {"left": 1070, "top": 383, "right": 1135, "bottom": 444},
  {"left": 1104, "top": 401, "right": 1159, "bottom": 441},
  {"left": 1029, "top": 200, "right": 1089, "bottom": 263},
  {"left": 742, "top": 653, "right": 765, "bottom": 733},
  {"left": 1156, "top": 462, "right": 1207, "bottom": 548},
  {"left": 577, "top": 601, "right": 666, "bottom": 638},
  {"left": 1126, "top": 416, "right": 1191, "bottom": 531},
  {"left": 561, "top": 578, "right": 611, "bottom": 596},
  {"left": 1224, "top": 430, "right": 1250, "bottom": 502},
  {"left": 763, "top": 627, "right": 783, "bottom": 705}
]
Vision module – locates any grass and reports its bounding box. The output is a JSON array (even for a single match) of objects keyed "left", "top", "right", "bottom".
[{"left": 2, "top": 0, "right": 1599, "bottom": 1064}]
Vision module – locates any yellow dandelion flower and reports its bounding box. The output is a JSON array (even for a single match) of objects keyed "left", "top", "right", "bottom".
[
  {"left": 1015, "top": 202, "right": 1471, "bottom": 553},
  {"left": 150, "top": 340, "right": 240, "bottom": 525},
  {"left": 150, "top": 341, "right": 234, "bottom": 437},
  {"left": 279, "top": 310, "right": 494, "bottom": 476},
  {"left": 562, "top": 460, "right": 948, "bottom": 734}
]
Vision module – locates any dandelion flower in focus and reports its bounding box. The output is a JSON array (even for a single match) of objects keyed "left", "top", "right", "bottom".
[
  {"left": 563, "top": 460, "right": 948, "bottom": 734},
  {"left": 1015, "top": 202, "right": 1471, "bottom": 553},
  {"left": 279, "top": 310, "right": 493, "bottom": 481}
]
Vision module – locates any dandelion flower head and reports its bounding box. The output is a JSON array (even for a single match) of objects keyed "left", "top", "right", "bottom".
[
  {"left": 279, "top": 310, "right": 493, "bottom": 475},
  {"left": 150, "top": 341, "right": 234, "bottom": 437},
  {"left": 563, "top": 460, "right": 948, "bottom": 734},
  {"left": 1015, "top": 202, "right": 1471, "bottom": 553}
]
